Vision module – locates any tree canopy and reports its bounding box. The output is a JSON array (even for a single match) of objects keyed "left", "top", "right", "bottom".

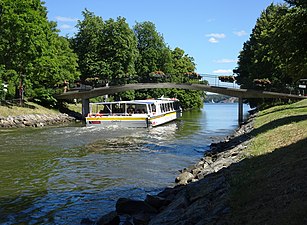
[
  {"left": 234, "top": 1, "right": 306, "bottom": 107},
  {"left": 133, "top": 21, "right": 172, "bottom": 82},
  {"left": 73, "top": 11, "right": 205, "bottom": 109},
  {"left": 0, "top": 0, "right": 79, "bottom": 106},
  {"left": 72, "top": 10, "right": 138, "bottom": 86},
  {"left": 0, "top": 2, "right": 204, "bottom": 109}
]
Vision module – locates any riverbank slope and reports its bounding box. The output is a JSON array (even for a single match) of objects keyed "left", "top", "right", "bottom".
[
  {"left": 229, "top": 99, "right": 307, "bottom": 224},
  {"left": 93, "top": 99, "right": 307, "bottom": 225},
  {"left": 0, "top": 102, "right": 76, "bottom": 128}
]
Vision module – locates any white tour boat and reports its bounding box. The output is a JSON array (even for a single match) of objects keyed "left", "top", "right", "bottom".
[{"left": 86, "top": 98, "right": 182, "bottom": 128}]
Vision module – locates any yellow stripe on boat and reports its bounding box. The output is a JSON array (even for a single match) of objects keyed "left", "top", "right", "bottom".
[
  {"left": 87, "top": 117, "right": 147, "bottom": 121},
  {"left": 151, "top": 111, "right": 176, "bottom": 119}
]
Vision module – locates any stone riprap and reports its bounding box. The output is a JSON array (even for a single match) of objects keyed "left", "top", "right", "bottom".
[
  {"left": 0, "top": 113, "right": 75, "bottom": 128},
  {"left": 83, "top": 113, "right": 255, "bottom": 225}
]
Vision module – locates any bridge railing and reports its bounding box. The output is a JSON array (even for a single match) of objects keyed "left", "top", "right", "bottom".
[
  {"left": 200, "top": 74, "right": 303, "bottom": 96},
  {"left": 200, "top": 74, "right": 240, "bottom": 89},
  {"left": 58, "top": 73, "right": 302, "bottom": 97}
]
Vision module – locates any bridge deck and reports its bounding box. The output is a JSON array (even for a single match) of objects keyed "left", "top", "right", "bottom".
[{"left": 57, "top": 83, "right": 307, "bottom": 100}]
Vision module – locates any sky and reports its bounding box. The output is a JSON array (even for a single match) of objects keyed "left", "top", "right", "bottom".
[{"left": 44, "top": 0, "right": 284, "bottom": 79}]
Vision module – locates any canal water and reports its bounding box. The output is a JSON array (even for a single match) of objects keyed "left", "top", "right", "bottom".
[{"left": 0, "top": 103, "right": 249, "bottom": 224}]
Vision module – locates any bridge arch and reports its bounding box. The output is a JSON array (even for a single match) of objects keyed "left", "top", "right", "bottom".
[
  {"left": 57, "top": 82, "right": 305, "bottom": 100},
  {"left": 56, "top": 82, "right": 307, "bottom": 124}
]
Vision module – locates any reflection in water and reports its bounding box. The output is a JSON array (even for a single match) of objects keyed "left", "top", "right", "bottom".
[{"left": 0, "top": 103, "right": 249, "bottom": 224}]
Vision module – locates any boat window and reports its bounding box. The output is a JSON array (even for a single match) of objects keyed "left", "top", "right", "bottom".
[
  {"left": 162, "top": 103, "right": 166, "bottom": 113},
  {"left": 125, "top": 104, "right": 147, "bottom": 114},
  {"left": 166, "top": 103, "right": 170, "bottom": 112},
  {"left": 174, "top": 101, "right": 180, "bottom": 110},
  {"left": 98, "top": 104, "right": 111, "bottom": 114},
  {"left": 126, "top": 104, "right": 136, "bottom": 114},
  {"left": 151, "top": 104, "right": 156, "bottom": 113},
  {"left": 112, "top": 103, "right": 124, "bottom": 114},
  {"left": 147, "top": 104, "right": 151, "bottom": 113},
  {"left": 136, "top": 104, "right": 147, "bottom": 114}
]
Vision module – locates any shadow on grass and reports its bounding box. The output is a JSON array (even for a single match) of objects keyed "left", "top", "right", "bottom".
[
  {"left": 0, "top": 100, "right": 36, "bottom": 109},
  {"left": 59, "top": 104, "right": 84, "bottom": 121},
  {"left": 229, "top": 138, "right": 307, "bottom": 225}
]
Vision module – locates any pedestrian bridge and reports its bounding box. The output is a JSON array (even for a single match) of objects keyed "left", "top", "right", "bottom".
[
  {"left": 56, "top": 82, "right": 307, "bottom": 124},
  {"left": 57, "top": 82, "right": 305, "bottom": 100}
]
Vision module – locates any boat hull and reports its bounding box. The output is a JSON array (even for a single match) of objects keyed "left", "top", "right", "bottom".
[
  {"left": 86, "top": 110, "right": 181, "bottom": 128},
  {"left": 86, "top": 116, "right": 149, "bottom": 128},
  {"left": 149, "top": 111, "right": 181, "bottom": 127}
]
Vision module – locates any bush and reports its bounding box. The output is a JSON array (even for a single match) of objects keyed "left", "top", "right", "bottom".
[
  {"left": 218, "top": 76, "right": 236, "bottom": 83},
  {"left": 31, "top": 88, "right": 57, "bottom": 108}
]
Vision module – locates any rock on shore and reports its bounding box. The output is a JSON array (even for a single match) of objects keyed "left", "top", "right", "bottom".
[
  {"left": 84, "top": 114, "right": 255, "bottom": 225},
  {"left": 0, "top": 113, "right": 75, "bottom": 128}
]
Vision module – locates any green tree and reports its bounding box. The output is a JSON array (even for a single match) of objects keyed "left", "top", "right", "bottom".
[
  {"left": 133, "top": 21, "right": 173, "bottom": 100},
  {"left": 73, "top": 11, "right": 138, "bottom": 87},
  {"left": 166, "top": 47, "right": 205, "bottom": 109},
  {"left": 234, "top": 4, "right": 289, "bottom": 89},
  {"left": 234, "top": 2, "right": 306, "bottom": 107},
  {"left": 30, "top": 34, "right": 79, "bottom": 105},
  {"left": 72, "top": 9, "right": 106, "bottom": 83},
  {"left": 285, "top": 0, "right": 307, "bottom": 7},
  {"left": 170, "top": 47, "right": 196, "bottom": 83},
  {"left": 101, "top": 17, "right": 139, "bottom": 85},
  {"left": 271, "top": 2, "right": 307, "bottom": 83},
  {"left": 73, "top": 11, "right": 139, "bottom": 100},
  {"left": 0, "top": 0, "right": 79, "bottom": 105},
  {"left": 133, "top": 21, "right": 172, "bottom": 83}
]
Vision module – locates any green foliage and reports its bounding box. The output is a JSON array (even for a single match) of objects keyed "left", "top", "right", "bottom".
[
  {"left": 102, "top": 17, "right": 139, "bottom": 85},
  {"left": 234, "top": 4, "right": 288, "bottom": 89},
  {"left": 132, "top": 23, "right": 203, "bottom": 109},
  {"left": 271, "top": 5, "right": 307, "bottom": 82},
  {"left": 72, "top": 9, "right": 106, "bottom": 82},
  {"left": 234, "top": 2, "right": 307, "bottom": 107},
  {"left": 0, "top": 0, "right": 79, "bottom": 104},
  {"left": 0, "top": 2, "right": 204, "bottom": 110},
  {"left": 133, "top": 21, "right": 172, "bottom": 82},
  {"left": 31, "top": 87, "right": 57, "bottom": 107},
  {"left": 171, "top": 47, "right": 196, "bottom": 83},
  {"left": 168, "top": 89, "right": 204, "bottom": 109},
  {"left": 73, "top": 10, "right": 138, "bottom": 86},
  {"left": 0, "top": 66, "right": 4, "bottom": 98},
  {"left": 285, "top": 0, "right": 307, "bottom": 7}
]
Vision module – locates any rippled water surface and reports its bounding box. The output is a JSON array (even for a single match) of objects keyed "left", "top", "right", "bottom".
[{"left": 0, "top": 103, "right": 249, "bottom": 224}]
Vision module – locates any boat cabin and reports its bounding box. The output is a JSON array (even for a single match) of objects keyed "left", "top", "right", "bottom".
[
  {"left": 88, "top": 99, "right": 181, "bottom": 117},
  {"left": 86, "top": 98, "right": 182, "bottom": 127}
]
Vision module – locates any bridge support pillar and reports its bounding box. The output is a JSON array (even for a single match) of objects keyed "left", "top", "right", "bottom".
[
  {"left": 238, "top": 97, "right": 243, "bottom": 125},
  {"left": 82, "top": 98, "right": 90, "bottom": 117}
]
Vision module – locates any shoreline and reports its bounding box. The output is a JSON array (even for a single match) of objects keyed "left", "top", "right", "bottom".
[
  {"left": 83, "top": 112, "right": 256, "bottom": 225},
  {"left": 0, "top": 113, "right": 76, "bottom": 128}
]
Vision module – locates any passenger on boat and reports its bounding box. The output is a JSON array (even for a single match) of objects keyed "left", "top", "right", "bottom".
[{"left": 127, "top": 107, "right": 134, "bottom": 115}]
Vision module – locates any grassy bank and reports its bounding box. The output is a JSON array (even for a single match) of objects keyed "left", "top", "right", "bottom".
[
  {"left": 0, "top": 102, "right": 59, "bottom": 117},
  {"left": 66, "top": 103, "right": 82, "bottom": 114},
  {"left": 230, "top": 99, "right": 307, "bottom": 224}
]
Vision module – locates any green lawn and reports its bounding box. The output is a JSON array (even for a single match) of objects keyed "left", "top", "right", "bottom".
[
  {"left": 0, "top": 102, "right": 59, "bottom": 117},
  {"left": 230, "top": 99, "right": 307, "bottom": 225}
]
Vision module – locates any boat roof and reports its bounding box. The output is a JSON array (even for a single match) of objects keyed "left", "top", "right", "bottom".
[{"left": 89, "top": 98, "right": 179, "bottom": 105}]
